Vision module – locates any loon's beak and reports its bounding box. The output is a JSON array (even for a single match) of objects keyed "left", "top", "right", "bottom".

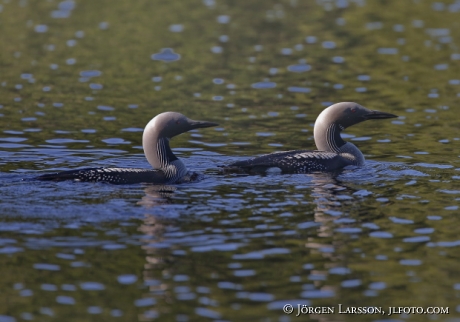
[
  {"left": 188, "top": 119, "right": 219, "bottom": 129},
  {"left": 364, "top": 110, "right": 398, "bottom": 120}
]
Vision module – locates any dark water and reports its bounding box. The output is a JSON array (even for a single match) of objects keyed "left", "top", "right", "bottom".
[{"left": 1, "top": 0, "right": 460, "bottom": 321}]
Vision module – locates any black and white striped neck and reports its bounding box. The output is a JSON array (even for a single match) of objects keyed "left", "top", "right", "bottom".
[
  {"left": 150, "top": 137, "right": 187, "bottom": 183},
  {"left": 322, "top": 123, "right": 346, "bottom": 153}
]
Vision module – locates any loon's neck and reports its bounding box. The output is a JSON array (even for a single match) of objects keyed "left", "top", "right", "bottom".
[
  {"left": 337, "top": 142, "right": 365, "bottom": 166},
  {"left": 143, "top": 135, "right": 188, "bottom": 179},
  {"left": 314, "top": 122, "right": 345, "bottom": 152},
  {"left": 314, "top": 122, "right": 364, "bottom": 166}
]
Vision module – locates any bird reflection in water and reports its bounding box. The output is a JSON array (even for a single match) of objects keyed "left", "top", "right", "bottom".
[
  {"left": 134, "top": 171, "right": 367, "bottom": 320},
  {"left": 136, "top": 185, "right": 180, "bottom": 320},
  {"left": 137, "top": 185, "right": 177, "bottom": 208}
]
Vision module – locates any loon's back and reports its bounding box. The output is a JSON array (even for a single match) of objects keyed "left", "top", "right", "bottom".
[
  {"left": 36, "top": 167, "right": 170, "bottom": 184},
  {"left": 228, "top": 150, "right": 350, "bottom": 174}
]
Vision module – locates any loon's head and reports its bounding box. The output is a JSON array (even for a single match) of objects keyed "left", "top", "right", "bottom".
[
  {"left": 313, "top": 102, "right": 398, "bottom": 153},
  {"left": 316, "top": 102, "right": 397, "bottom": 130},
  {"left": 144, "top": 112, "right": 218, "bottom": 139},
  {"left": 142, "top": 112, "right": 218, "bottom": 170}
]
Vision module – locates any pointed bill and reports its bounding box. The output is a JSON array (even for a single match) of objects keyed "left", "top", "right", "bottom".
[
  {"left": 188, "top": 119, "right": 219, "bottom": 129},
  {"left": 364, "top": 110, "right": 398, "bottom": 120}
]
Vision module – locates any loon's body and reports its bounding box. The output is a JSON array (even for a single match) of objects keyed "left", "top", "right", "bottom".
[
  {"left": 36, "top": 112, "right": 218, "bottom": 184},
  {"left": 226, "top": 102, "right": 397, "bottom": 174}
]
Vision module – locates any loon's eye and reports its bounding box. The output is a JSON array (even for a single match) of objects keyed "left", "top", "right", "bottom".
[
  {"left": 351, "top": 109, "right": 356, "bottom": 113},
  {"left": 176, "top": 121, "right": 181, "bottom": 124}
]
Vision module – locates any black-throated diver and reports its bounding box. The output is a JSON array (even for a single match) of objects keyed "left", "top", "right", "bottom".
[
  {"left": 36, "top": 112, "right": 218, "bottom": 184},
  {"left": 225, "top": 102, "right": 397, "bottom": 174}
]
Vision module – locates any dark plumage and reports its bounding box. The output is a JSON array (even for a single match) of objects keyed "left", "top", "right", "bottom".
[
  {"left": 36, "top": 167, "right": 169, "bottom": 184},
  {"left": 225, "top": 102, "right": 397, "bottom": 174},
  {"left": 35, "top": 112, "right": 218, "bottom": 184}
]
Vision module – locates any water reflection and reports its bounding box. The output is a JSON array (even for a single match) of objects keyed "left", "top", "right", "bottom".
[
  {"left": 151, "top": 48, "right": 181, "bottom": 62},
  {"left": 3, "top": 0, "right": 460, "bottom": 320},
  {"left": 251, "top": 81, "right": 276, "bottom": 89},
  {"left": 51, "top": 0, "right": 76, "bottom": 19},
  {"left": 287, "top": 63, "right": 311, "bottom": 73},
  {"left": 138, "top": 185, "right": 177, "bottom": 208},
  {"left": 134, "top": 171, "right": 375, "bottom": 319},
  {"left": 0, "top": 155, "right": 458, "bottom": 320}
]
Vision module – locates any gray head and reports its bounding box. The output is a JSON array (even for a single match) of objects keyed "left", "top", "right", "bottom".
[
  {"left": 143, "top": 112, "right": 218, "bottom": 171},
  {"left": 315, "top": 102, "right": 397, "bottom": 130},
  {"left": 143, "top": 112, "right": 218, "bottom": 140},
  {"left": 314, "top": 102, "right": 397, "bottom": 152}
]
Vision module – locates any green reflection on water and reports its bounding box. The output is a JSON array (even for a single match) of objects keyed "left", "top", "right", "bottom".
[{"left": 1, "top": 0, "right": 460, "bottom": 321}]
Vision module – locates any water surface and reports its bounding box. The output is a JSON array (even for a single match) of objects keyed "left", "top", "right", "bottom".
[{"left": 1, "top": 0, "right": 460, "bottom": 321}]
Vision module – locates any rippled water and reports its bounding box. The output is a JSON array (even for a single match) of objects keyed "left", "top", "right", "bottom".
[{"left": 1, "top": 0, "right": 460, "bottom": 321}]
